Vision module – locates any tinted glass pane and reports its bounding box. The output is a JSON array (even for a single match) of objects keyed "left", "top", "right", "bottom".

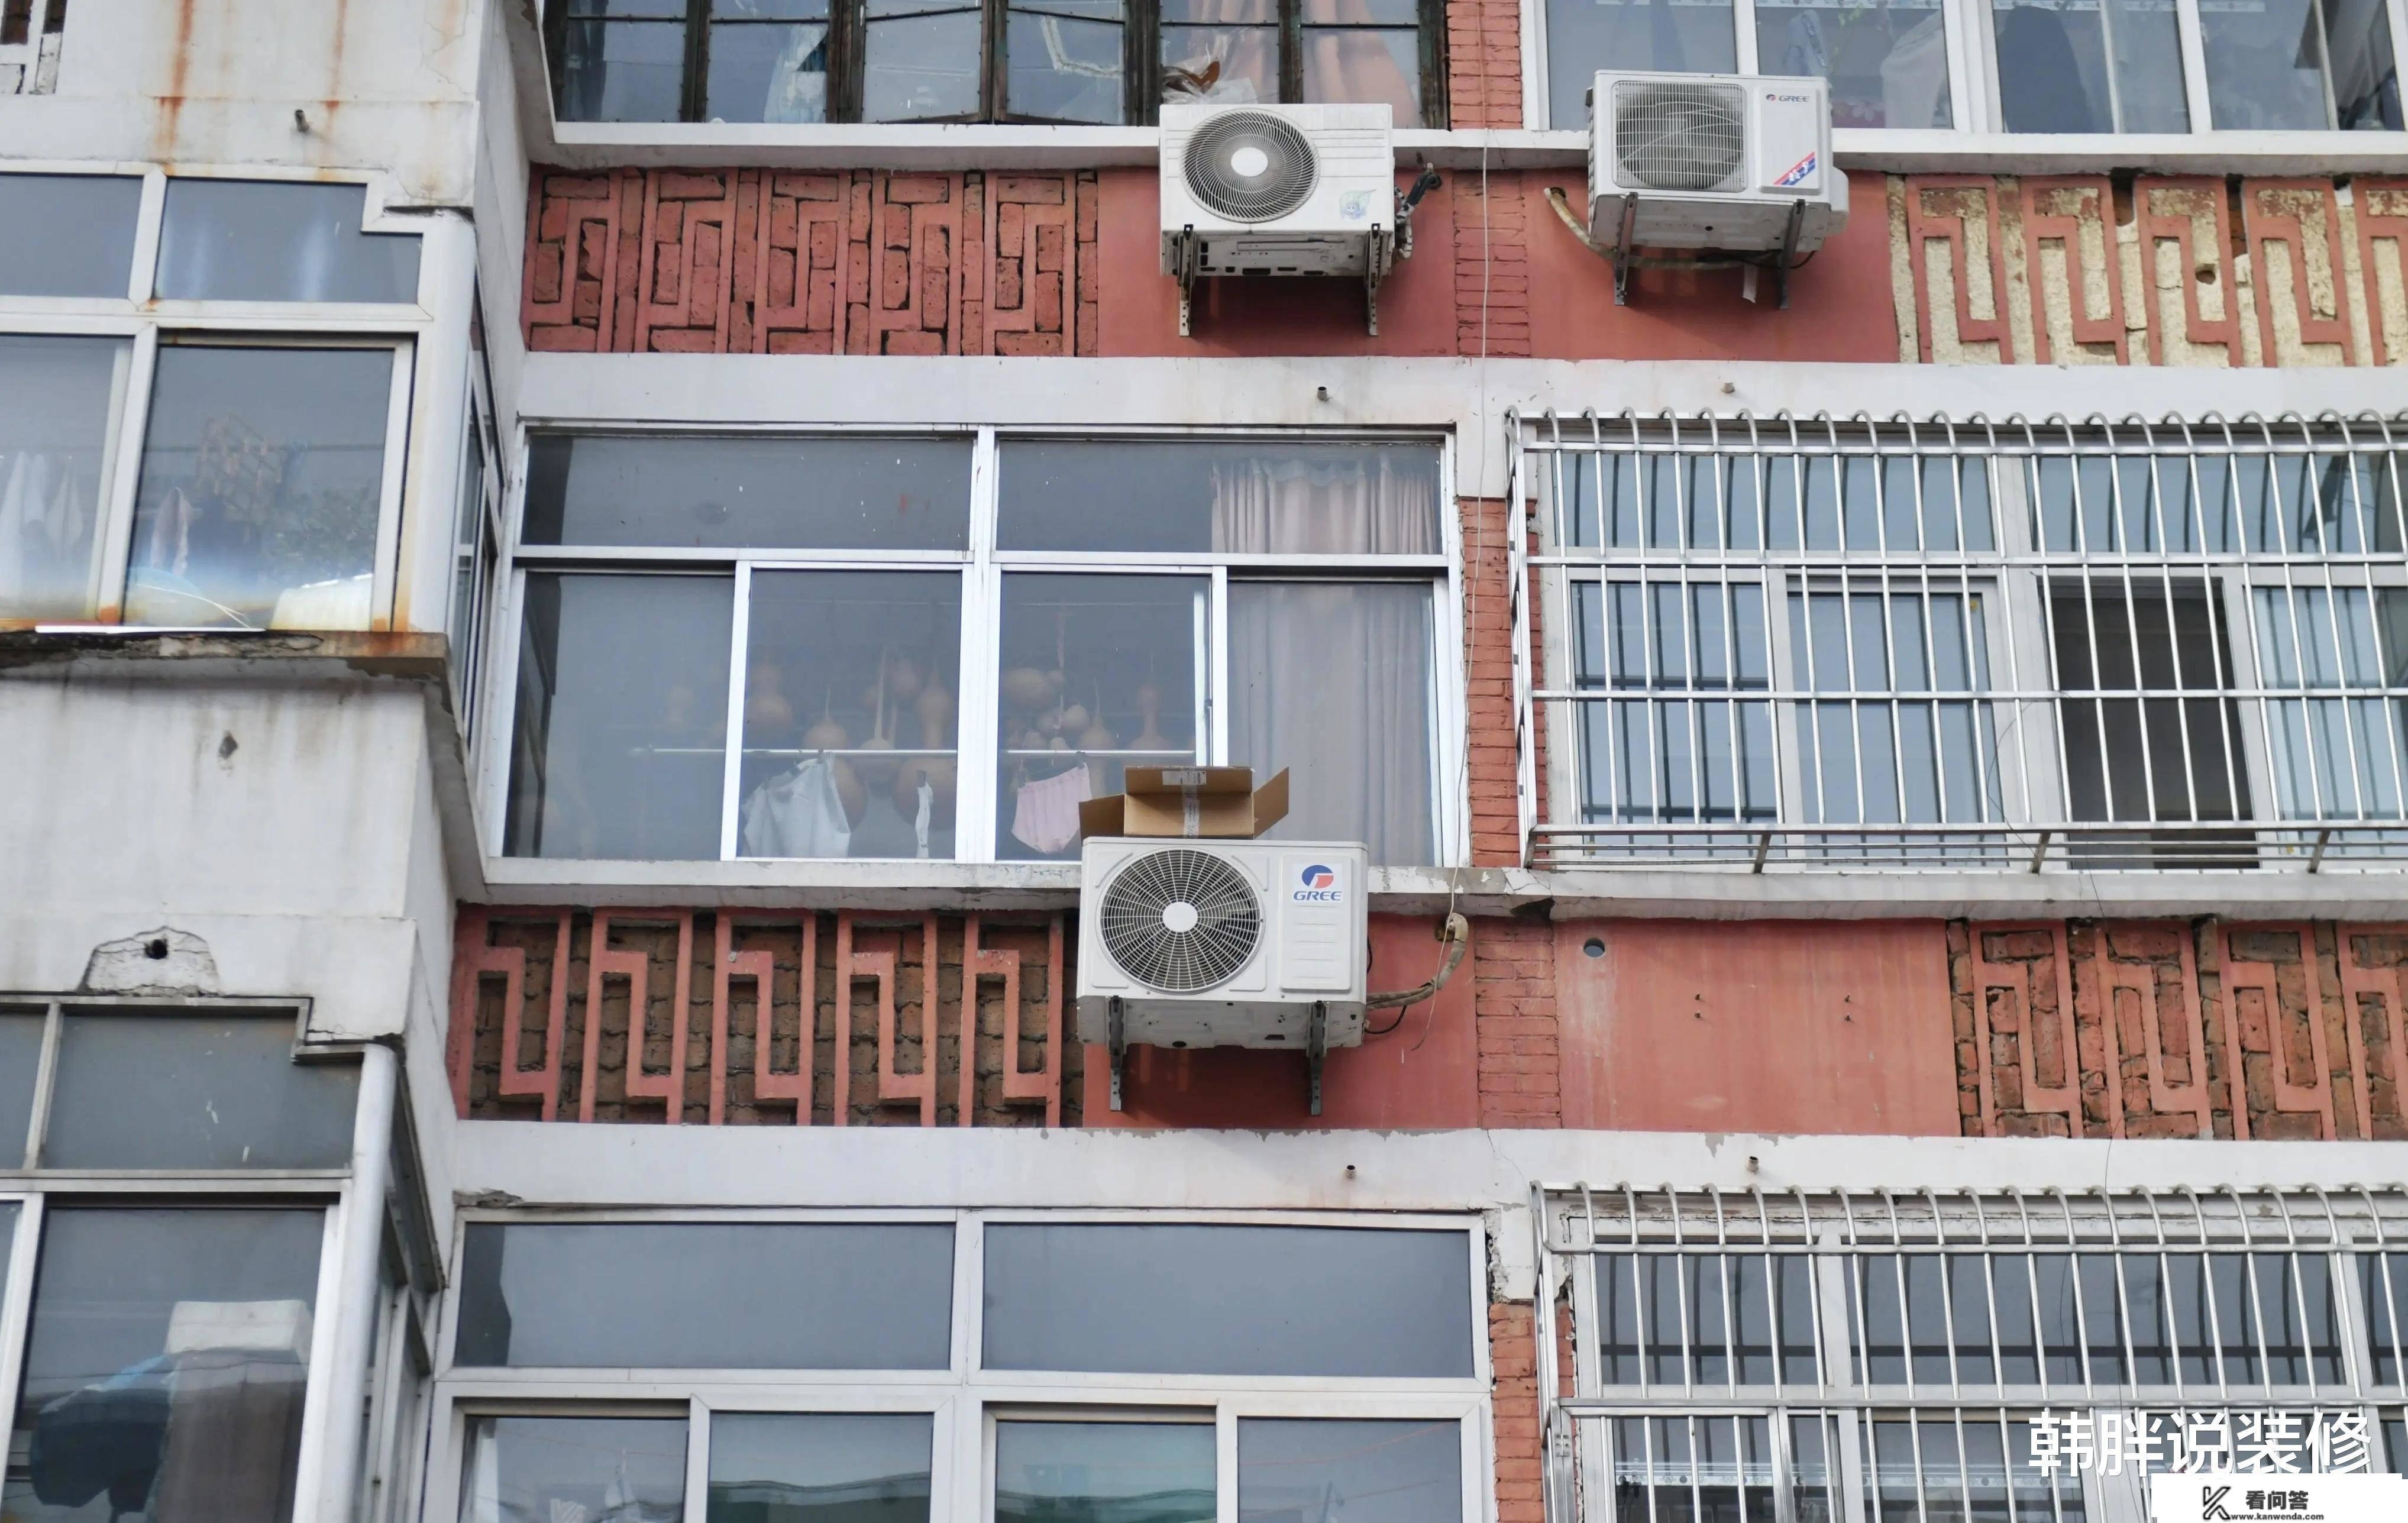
[
  {"left": 1163, "top": 22, "right": 1279, "bottom": 104},
  {"left": 1993, "top": 0, "right": 2187, "bottom": 131},
  {"left": 0, "top": 1011, "right": 37, "bottom": 1165},
  {"left": 1756, "top": 0, "right": 1951, "bottom": 128},
  {"left": 455, "top": 1222, "right": 954, "bottom": 1367},
  {"left": 1240, "top": 1420, "right": 1460, "bottom": 1523},
  {"left": 996, "top": 1422, "right": 1214, "bottom": 1523},
  {"left": 0, "top": 335, "right": 123, "bottom": 621},
  {"left": 707, "top": 19, "right": 832, "bottom": 122},
  {"left": 125, "top": 346, "right": 394, "bottom": 631},
  {"left": 1007, "top": 11, "right": 1127, "bottom": 123},
  {"left": 505, "top": 573, "right": 733, "bottom": 861},
  {"left": 458, "top": 1417, "right": 688, "bottom": 1523},
  {"left": 0, "top": 176, "right": 141, "bottom": 298},
  {"left": 1545, "top": 0, "right": 1737, "bottom": 126},
  {"left": 864, "top": 9, "right": 983, "bottom": 120},
  {"left": 1000, "top": 441, "right": 1441, "bottom": 554},
  {"left": 156, "top": 181, "right": 420, "bottom": 303},
  {"left": 1302, "top": 29, "right": 1421, "bottom": 123},
  {"left": 1229, "top": 580, "right": 1435, "bottom": 865},
  {"left": 708, "top": 1414, "right": 932, "bottom": 1523},
  {"left": 524, "top": 436, "right": 972, "bottom": 550},
  {"left": 983, "top": 1224, "right": 1472, "bottom": 1376},
  {"left": 737, "top": 570, "right": 964, "bottom": 861},
  {"left": 2205, "top": 0, "right": 2403, "bottom": 128},
  {"left": 43, "top": 1014, "right": 358, "bottom": 1169},
  {"left": 6, "top": 1208, "right": 322, "bottom": 1523},
  {"left": 560, "top": 18, "right": 689, "bottom": 121},
  {"left": 997, "top": 573, "right": 1205, "bottom": 861}
]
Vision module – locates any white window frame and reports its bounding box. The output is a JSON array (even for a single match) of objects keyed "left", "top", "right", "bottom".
[
  {"left": 425, "top": 1209, "right": 1492, "bottom": 1523},
  {"left": 1524, "top": 0, "right": 2408, "bottom": 142},
  {"left": 0, "top": 163, "right": 435, "bottom": 634},
  {"left": 482, "top": 426, "right": 1468, "bottom": 868}
]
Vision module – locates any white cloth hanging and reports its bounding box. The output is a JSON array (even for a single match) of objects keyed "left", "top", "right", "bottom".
[{"left": 740, "top": 756, "right": 854, "bottom": 858}]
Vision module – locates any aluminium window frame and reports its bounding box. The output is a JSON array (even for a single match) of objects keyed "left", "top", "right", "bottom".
[
  {"left": 481, "top": 424, "right": 1468, "bottom": 869},
  {"left": 0, "top": 164, "right": 434, "bottom": 635},
  {"left": 424, "top": 1208, "right": 1491, "bottom": 1523}
]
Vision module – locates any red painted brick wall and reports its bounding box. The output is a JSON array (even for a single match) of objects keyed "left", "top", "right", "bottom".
[
  {"left": 1445, "top": 0, "right": 1524, "bottom": 130},
  {"left": 1475, "top": 919, "right": 1562, "bottom": 1127},
  {"left": 1460, "top": 496, "right": 1538, "bottom": 868}
]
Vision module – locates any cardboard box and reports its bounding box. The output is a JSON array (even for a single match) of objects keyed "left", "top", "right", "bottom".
[{"left": 1078, "top": 766, "right": 1291, "bottom": 841}]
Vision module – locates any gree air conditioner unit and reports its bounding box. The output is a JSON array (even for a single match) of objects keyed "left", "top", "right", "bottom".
[
  {"left": 1159, "top": 102, "right": 1396, "bottom": 334},
  {"left": 1077, "top": 838, "right": 1368, "bottom": 1111},
  {"left": 1587, "top": 72, "right": 1848, "bottom": 253}
]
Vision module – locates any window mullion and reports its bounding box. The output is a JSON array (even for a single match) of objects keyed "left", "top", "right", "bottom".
[
  {"left": 1281, "top": 0, "right": 1302, "bottom": 103},
  {"left": 685, "top": 0, "right": 712, "bottom": 123},
  {"left": 2174, "top": 0, "right": 2215, "bottom": 130},
  {"left": 91, "top": 325, "right": 156, "bottom": 628},
  {"left": 722, "top": 563, "right": 754, "bottom": 862}
]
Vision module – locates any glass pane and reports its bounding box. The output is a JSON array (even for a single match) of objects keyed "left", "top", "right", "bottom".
[
  {"left": 709, "top": 1414, "right": 932, "bottom": 1523},
  {"left": 1163, "top": 22, "right": 1279, "bottom": 104},
  {"left": 1239, "top": 1420, "right": 1460, "bottom": 1523},
  {"left": 864, "top": 10, "right": 984, "bottom": 121},
  {"left": 995, "top": 1422, "right": 1214, "bottom": 1523},
  {"left": 505, "top": 573, "right": 733, "bottom": 861},
  {"left": 1007, "top": 12, "right": 1127, "bottom": 123},
  {"left": 999, "top": 441, "right": 1442, "bottom": 554},
  {"left": 707, "top": 20, "right": 831, "bottom": 122},
  {"left": 736, "top": 570, "right": 964, "bottom": 862},
  {"left": 43, "top": 1014, "right": 359, "bottom": 1169},
  {"left": 455, "top": 1221, "right": 954, "bottom": 1367},
  {"left": 524, "top": 435, "right": 973, "bottom": 551},
  {"left": 1302, "top": 29, "right": 1422, "bottom": 124},
  {"left": 1229, "top": 581, "right": 1436, "bottom": 865},
  {"left": 560, "top": 18, "right": 690, "bottom": 122},
  {"left": 2052, "top": 585, "right": 2249, "bottom": 831},
  {"left": 0, "top": 335, "right": 124, "bottom": 621},
  {"left": 156, "top": 180, "right": 421, "bottom": 304},
  {"left": 716, "top": 0, "right": 830, "bottom": 15},
  {"left": 0, "top": 175, "right": 141, "bottom": 298},
  {"left": 997, "top": 573, "right": 1205, "bottom": 861},
  {"left": 2206, "top": 0, "right": 2404, "bottom": 128},
  {"left": 1993, "top": 0, "right": 2188, "bottom": 131},
  {"left": 1756, "top": 0, "right": 1953, "bottom": 128},
  {"left": 125, "top": 345, "right": 395, "bottom": 631},
  {"left": 1545, "top": 0, "right": 1737, "bottom": 126},
  {"left": 983, "top": 1223, "right": 1472, "bottom": 1376},
  {"left": 1304, "top": 0, "right": 1415, "bottom": 21},
  {"left": 574, "top": 0, "right": 689, "bottom": 15},
  {"left": 458, "top": 1417, "right": 689, "bottom": 1523},
  {"left": 5, "top": 1208, "right": 323, "bottom": 1523},
  {"left": 0, "top": 1010, "right": 38, "bottom": 1165}
]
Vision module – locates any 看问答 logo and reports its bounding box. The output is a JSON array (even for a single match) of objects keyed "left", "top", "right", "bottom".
[
  {"left": 1301, "top": 865, "right": 1336, "bottom": 888},
  {"left": 2199, "top": 1486, "right": 2232, "bottom": 1522}
]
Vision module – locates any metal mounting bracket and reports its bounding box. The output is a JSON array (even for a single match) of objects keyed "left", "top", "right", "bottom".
[
  {"left": 1611, "top": 196, "right": 1639, "bottom": 306},
  {"left": 1305, "top": 1000, "right": 1328, "bottom": 1116},
  {"left": 1773, "top": 198, "right": 1807, "bottom": 311},
  {"left": 1365, "top": 225, "right": 1392, "bottom": 336},
  {"left": 1107, "top": 995, "right": 1126, "bottom": 1112},
  {"left": 1172, "top": 227, "right": 1200, "bottom": 337}
]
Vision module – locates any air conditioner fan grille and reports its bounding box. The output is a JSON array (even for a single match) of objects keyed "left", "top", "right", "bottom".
[
  {"left": 1182, "top": 110, "right": 1319, "bottom": 222},
  {"left": 1612, "top": 80, "right": 1748, "bottom": 193},
  {"left": 1098, "top": 848, "right": 1263, "bottom": 992}
]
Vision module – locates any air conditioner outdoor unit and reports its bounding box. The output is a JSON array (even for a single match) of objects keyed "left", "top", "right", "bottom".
[
  {"left": 1586, "top": 72, "right": 1848, "bottom": 255},
  {"left": 1160, "top": 102, "right": 1396, "bottom": 335},
  {"left": 1077, "top": 837, "right": 1368, "bottom": 1112}
]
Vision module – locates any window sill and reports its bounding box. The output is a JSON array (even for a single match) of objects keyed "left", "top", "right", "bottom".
[{"left": 536, "top": 119, "right": 2408, "bottom": 175}]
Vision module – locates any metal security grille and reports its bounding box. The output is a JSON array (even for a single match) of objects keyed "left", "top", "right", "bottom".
[
  {"left": 1532, "top": 1186, "right": 2408, "bottom": 1523},
  {"left": 1511, "top": 413, "right": 2408, "bottom": 872}
]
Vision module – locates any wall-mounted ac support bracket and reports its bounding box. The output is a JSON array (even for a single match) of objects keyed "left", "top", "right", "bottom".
[
  {"left": 1305, "top": 1000, "right": 1328, "bottom": 1115},
  {"left": 1169, "top": 225, "right": 1396, "bottom": 338},
  {"left": 1611, "top": 196, "right": 1640, "bottom": 305},
  {"left": 1107, "top": 995, "right": 1126, "bottom": 1111},
  {"left": 1364, "top": 225, "right": 1392, "bottom": 336},
  {"left": 1771, "top": 197, "right": 1806, "bottom": 309},
  {"left": 1171, "top": 227, "right": 1201, "bottom": 337}
]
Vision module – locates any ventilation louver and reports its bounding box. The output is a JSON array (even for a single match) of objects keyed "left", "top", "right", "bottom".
[
  {"left": 1181, "top": 110, "right": 1320, "bottom": 223},
  {"left": 1098, "top": 848, "right": 1264, "bottom": 992},
  {"left": 1611, "top": 79, "right": 1748, "bottom": 193}
]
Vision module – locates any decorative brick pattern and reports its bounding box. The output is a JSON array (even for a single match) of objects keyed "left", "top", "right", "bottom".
[
  {"left": 524, "top": 167, "right": 1100, "bottom": 356},
  {"left": 1453, "top": 174, "right": 1531, "bottom": 357},
  {"left": 1475, "top": 918, "right": 1560, "bottom": 1127},
  {"left": 450, "top": 907, "right": 1074, "bottom": 1127},
  {"left": 1892, "top": 173, "right": 2408, "bottom": 367},
  {"left": 1951, "top": 919, "right": 2408, "bottom": 1140},
  {"left": 1446, "top": 0, "right": 1521, "bottom": 130},
  {"left": 1462, "top": 496, "right": 1538, "bottom": 866}
]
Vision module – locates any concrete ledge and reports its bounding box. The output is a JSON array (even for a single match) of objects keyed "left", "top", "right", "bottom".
[{"left": 0, "top": 628, "right": 451, "bottom": 682}]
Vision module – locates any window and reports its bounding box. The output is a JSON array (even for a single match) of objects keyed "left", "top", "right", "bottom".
[
  {"left": 0, "top": 172, "right": 424, "bottom": 630},
  {"left": 1524, "top": 415, "right": 2408, "bottom": 870},
  {"left": 546, "top": 0, "right": 1447, "bottom": 124},
  {"left": 499, "top": 432, "right": 1455, "bottom": 866},
  {"left": 433, "top": 1215, "right": 1483, "bottom": 1523},
  {"left": 1537, "top": 1188, "right": 2408, "bottom": 1523},
  {"left": 1537, "top": 0, "right": 2403, "bottom": 131},
  {"left": 451, "top": 306, "right": 506, "bottom": 736}
]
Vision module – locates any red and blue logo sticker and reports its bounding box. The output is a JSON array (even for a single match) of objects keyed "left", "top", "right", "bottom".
[
  {"left": 1774, "top": 153, "right": 1818, "bottom": 189},
  {"left": 1295, "top": 864, "right": 1343, "bottom": 902}
]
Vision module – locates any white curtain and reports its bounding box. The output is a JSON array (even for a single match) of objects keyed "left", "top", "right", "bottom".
[{"left": 1207, "top": 453, "right": 1441, "bottom": 556}]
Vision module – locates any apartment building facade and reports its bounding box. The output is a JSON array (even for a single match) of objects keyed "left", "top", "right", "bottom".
[{"left": 3, "top": 2, "right": 2408, "bottom": 1522}]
